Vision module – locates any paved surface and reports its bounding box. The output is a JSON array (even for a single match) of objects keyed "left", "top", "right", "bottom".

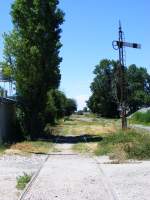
[
  {"left": 21, "top": 142, "right": 150, "bottom": 200},
  {"left": 1, "top": 142, "right": 150, "bottom": 200},
  {"left": 96, "top": 157, "right": 150, "bottom": 200},
  {"left": 130, "top": 124, "right": 150, "bottom": 132},
  {"left": 0, "top": 154, "right": 46, "bottom": 200},
  {"left": 22, "top": 144, "right": 117, "bottom": 200}
]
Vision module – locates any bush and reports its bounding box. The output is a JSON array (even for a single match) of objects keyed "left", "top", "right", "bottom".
[{"left": 95, "top": 130, "right": 150, "bottom": 160}]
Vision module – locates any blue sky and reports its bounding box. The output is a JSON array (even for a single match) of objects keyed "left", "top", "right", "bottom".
[{"left": 0, "top": 0, "right": 150, "bottom": 109}]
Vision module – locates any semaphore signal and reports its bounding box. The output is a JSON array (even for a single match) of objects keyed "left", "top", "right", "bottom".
[{"left": 112, "top": 21, "right": 141, "bottom": 129}]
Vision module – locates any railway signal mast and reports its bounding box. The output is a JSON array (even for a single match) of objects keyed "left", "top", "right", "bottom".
[{"left": 112, "top": 21, "right": 141, "bottom": 129}]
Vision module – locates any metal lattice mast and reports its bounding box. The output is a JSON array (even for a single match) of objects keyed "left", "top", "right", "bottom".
[
  {"left": 113, "top": 22, "right": 141, "bottom": 130},
  {"left": 118, "top": 22, "right": 127, "bottom": 129}
]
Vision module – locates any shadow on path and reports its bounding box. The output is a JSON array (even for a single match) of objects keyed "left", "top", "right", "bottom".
[{"left": 50, "top": 134, "right": 103, "bottom": 144}]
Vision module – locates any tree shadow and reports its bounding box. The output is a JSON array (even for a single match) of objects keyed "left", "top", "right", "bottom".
[{"left": 49, "top": 134, "right": 103, "bottom": 144}]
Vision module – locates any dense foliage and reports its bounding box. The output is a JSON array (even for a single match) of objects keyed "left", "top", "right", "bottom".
[
  {"left": 87, "top": 59, "right": 150, "bottom": 117},
  {"left": 87, "top": 59, "right": 119, "bottom": 117},
  {"left": 46, "top": 90, "right": 77, "bottom": 123},
  {"left": 2, "top": 0, "right": 64, "bottom": 138},
  {"left": 127, "top": 64, "right": 150, "bottom": 113}
]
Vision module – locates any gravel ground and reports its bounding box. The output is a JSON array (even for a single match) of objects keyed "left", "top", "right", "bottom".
[
  {"left": 96, "top": 156, "right": 150, "bottom": 200},
  {"left": 0, "top": 154, "right": 46, "bottom": 200}
]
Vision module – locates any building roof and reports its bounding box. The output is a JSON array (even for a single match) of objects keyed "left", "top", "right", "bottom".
[{"left": 0, "top": 97, "right": 16, "bottom": 104}]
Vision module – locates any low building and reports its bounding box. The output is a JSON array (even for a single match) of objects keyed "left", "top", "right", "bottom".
[{"left": 0, "top": 97, "right": 16, "bottom": 143}]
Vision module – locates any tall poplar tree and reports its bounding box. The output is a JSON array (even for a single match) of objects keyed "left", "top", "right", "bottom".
[{"left": 3, "top": 0, "right": 64, "bottom": 138}]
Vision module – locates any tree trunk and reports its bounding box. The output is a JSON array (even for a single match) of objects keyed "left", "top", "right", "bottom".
[
  {"left": 122, "top": 108, "right": 127, "bottom": 130},
  {"left": 29, "top": 111, "right": 43, "bottom": 140}
]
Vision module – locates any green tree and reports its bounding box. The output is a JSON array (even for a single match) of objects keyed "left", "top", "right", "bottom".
[
  {"left": 47, "top": 90, "right": 67, "bottom": 122},
  {"left": 87, "top": 59, "right": 119, "bottom": 117},
  {"left": 87, "top": 59, "right": 150, "bottom": 117},
  {"left": 127, "top": 64, "right": 150, "bottom": 113},
  {"left": 46, "top": 90, "right": 77, "bottom": 121},
  {"left": 3, "top": 0, "right": 64, "bottom": 138},
  {"left": 65, "top": 98, "right": 77, "bottom": 116}
]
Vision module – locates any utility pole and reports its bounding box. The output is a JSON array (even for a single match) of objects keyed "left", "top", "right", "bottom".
[{"left": 112, "top": 21, "right": 141, "bottom": 130}]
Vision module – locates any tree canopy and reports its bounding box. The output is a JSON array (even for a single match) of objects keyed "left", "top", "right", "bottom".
[
  {"left": 87, "top": 59, "right": 150, "bottom": 117},
  {"left": 127, "top": 64, "right": 150, "bottom": 113},
  {"left": 3, "top": 0, "right": 64, "bottom": 138}
]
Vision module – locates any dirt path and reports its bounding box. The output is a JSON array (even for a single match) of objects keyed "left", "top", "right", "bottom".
[{"left": 21, "top": 141, "right": 117, "bottom": 200}]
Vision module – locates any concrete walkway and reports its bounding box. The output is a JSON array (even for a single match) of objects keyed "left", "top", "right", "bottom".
[
  {"left": 21, "top": 144, "right": 117, "bottom": 200},
  {"left": 130, "top": 124, "right": 150, "bottom": 132}
]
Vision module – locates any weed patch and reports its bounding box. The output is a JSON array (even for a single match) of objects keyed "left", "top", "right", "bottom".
[
  {"left": 16, "top": 172, "right": 32, "bottom": 190},
  {"left": 95, "top": 130, "right": 150, "bottom": 160}
]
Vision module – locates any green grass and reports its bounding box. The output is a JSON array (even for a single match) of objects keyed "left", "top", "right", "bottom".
[
  {"left": 82, "top": 113, "right": 97, "bottom": 118},
  {"left": 55, "top": 115, "right": 118, "bottom": 136},
  {"left": 95, "top": 130, "right": 150, "bottom": 160},
  {"left": 16, "top": 172, "right": 32, "bottom": 190},
  {"left": 129, "top": 111, "right": 150, "bottom": 125}
]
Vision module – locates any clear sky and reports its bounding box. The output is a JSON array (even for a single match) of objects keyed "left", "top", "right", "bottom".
[{"left": 0, "top": 0, "right": 150, "bottom": 109}]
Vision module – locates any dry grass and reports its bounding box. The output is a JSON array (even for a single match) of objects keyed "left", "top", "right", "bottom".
[
  {"left": 72, "top": 143, "right": 90, "bottom": 154},
  {"left": 56, "top": 116, "right": 118, "bottom": 136},
  {"left": 72, "top": 142, "right": 98, "bottom": 154},
  {"left": 10, "top": 141, "right": 55, "bottom": 154},
  {"left": 108, "top": 144, "right": 128, "bottom": 163},
  {"left": 56, "top": 115, "right": 119, "bottom": 155}
]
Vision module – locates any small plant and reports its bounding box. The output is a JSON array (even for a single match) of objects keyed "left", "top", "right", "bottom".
[{"left": 16, "top": 172, "right": 32, "bottom": 190}]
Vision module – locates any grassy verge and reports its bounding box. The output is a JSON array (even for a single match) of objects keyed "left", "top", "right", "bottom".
[
  {"left": 55, "top": 115, "right": 118, "bottom": 136},
  {"left": 11, "top": 141, "right": 55, "bottom": 154},
  {"left": 0, "top": 144, "right": 8, "bottom": 155},
  {"left": 129, "top": 111, "right": 150, "bottom": 126},
  {"left": 72, "top": 143, "right": 90, "bottom": 154},
  {"left": 72, "top": 142, "right": 98, "bottom": 154},
  {"left": 16, "top": 172, "right": 32, "bottom": 190},
  {"left": 95, "top": 129, "right": 150, "bottom": 160}
]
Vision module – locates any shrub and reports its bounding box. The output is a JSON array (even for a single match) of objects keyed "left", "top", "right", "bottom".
[{"left": 95, "top": 130, "right": 150, "bottom": 160}]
